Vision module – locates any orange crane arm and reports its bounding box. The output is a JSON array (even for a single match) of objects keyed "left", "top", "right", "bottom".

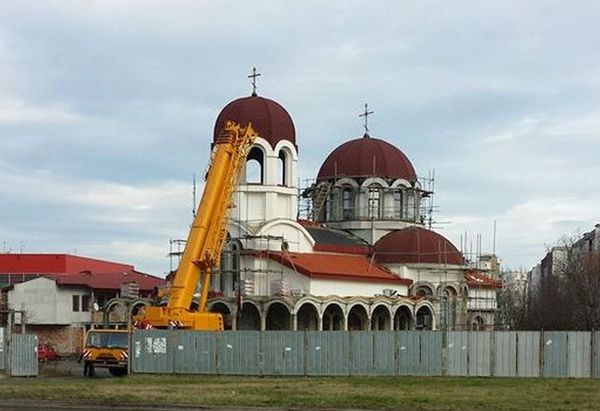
[{"left": 138, "top": 121, "right": 257, "bottom": 330}]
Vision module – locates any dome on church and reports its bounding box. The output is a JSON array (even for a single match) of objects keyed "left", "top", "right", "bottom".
[
  {"left": 317, "top": 136, "right": 417, "bottom": 182},
  {"left": 213, "top": 95, "right": 296, "bottom": 149},
  {"left": 374, "top": 226, "right": 464, "bottom": 265}
]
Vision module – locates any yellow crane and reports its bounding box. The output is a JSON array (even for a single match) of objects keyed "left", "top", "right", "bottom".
[{"left": 137, "top": 121, "right": 258, "bottom": 330}]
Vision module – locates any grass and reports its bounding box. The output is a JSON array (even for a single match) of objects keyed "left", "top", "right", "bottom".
[{"left": 1, "top": 374, "right": 599, "bottom": 410}]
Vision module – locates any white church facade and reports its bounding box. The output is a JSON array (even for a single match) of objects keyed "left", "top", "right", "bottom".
[{"left": 205, "top": 87, "right": 500, "bottom": 332}]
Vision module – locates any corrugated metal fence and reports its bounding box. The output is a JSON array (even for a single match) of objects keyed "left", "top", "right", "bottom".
[
  {"left": 0, "top": 328, "right": 38, "bottom": 377},
  {"left": 132, "top": 330, "right": 599, "bottom": 378}
]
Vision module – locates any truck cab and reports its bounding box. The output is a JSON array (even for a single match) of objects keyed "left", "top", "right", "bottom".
[{"left": 82, "top": 329, "right": 128, "bottom": 377}]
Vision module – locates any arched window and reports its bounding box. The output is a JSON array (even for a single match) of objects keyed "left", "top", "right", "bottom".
[
  {"left": 245, "top": 146, "right": 264, "bottom": 184},
  {"left": 277, "top": 150, "right": 287, "bottom": 186},
  {"left": 342, "top": 187, "right": 354, "bottom": 220},
  {"left": 394, "top": 190, "right": 403, "bottom": 219},
  {"left": 368, "top": 185, "right": 382, "bottom": 219}
]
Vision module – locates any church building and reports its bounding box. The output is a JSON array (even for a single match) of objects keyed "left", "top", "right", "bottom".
[{"left": 206, "top": 77, "right": 500, "bottom": 332}]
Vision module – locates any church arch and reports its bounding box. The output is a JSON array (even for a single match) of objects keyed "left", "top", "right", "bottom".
[
  {"left": 245, "top": 145, "right": 265, "bottom": 184},
  {"left": 276, "top": 146, "right": 294, "bottom": 187},
  {"left": 265, "top": 301, "right": 292, "bottom": 330},
  {"left": 393, "top": 305, "right": 414, "bottom": 330},
  {"left": 296, "top": 302, "right": 319, "bottom": 331},
  {"left": 371, "top": 304, "right": 392, "bottom": 330},
  {"left": 347, "top": 304, "right": 369, "bottom": 331},
  {"left": 415, "top": 304, "right": 435, "bottom": 330},
  {"left": 390, "top": 179, "right": 412, "bottom": 189},
  {"left": 322, "top": 303, "right": 344, "bottom": 331},
  {"left": 238, "top": 302, "right": 261, "bottom": 330},
  {"left": 470, "top": 315, "right": 486, "bottom": 331},
  {"left": 209, "top": 302, "right": 234, "bottom": 330},
  {"left": 410, "top": 281, "right": 435, "bottom": 298}
]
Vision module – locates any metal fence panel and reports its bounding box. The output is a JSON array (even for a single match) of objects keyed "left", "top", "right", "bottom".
[
  {"left": 132, "top": 329, "right": 174, "bottom": 374},
  {"left": 517, "top": 331, "right": 540, "bottom": 377},
  {"left": 173, "top": 331, "right": 217, "bottom": 374},
  {"left": 468, "top": 332, "right": 491, "bottom": 376},
  {"left": 543, "top": 331, "right": 568, "bottom": 377},
  {"left": 420, "top": 331, "right": 442, "bottom": 376},
  {"left": 10, "top": 334, "right": 38, "bottom": 377},
  {"left": 397, "top": 331, "right": 420, "bottom": 375},
  {"left": 567, "top": 332, "right": 591, "bottom": 378},
  {"left": 595, "top": 332, "right": 600, "bottom": 378},
  {"left": 372, "top": 331, "right": 396, "bottom": 375},
  {"left": 494, "top": 332, "right": 517, "bottom": 377},
  {"left": 306, "top": 332, "right": 350, "bottom": 376},
  {"left": 217, "top": 331, "right": 261, "bottom": 375},
  {"left": 350, "top": 332, "right": 373, "bottom": 375},
  {"left": 263, "top": 331, "right": 304, "bottom": 375},
  {"left": 446, "top": 331, "right": 468, "bottom": 376},
  {"left": 0, "top": 328, "right": 5, "bottom": 371}
]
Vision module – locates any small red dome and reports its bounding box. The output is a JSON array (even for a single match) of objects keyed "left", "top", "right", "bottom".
[
  {"left": 317, "top": 136, "right": 416, "bottom": 182},
  {"left": 213, "top": 95, "right": 296, "bottom": 149},
  {"left": 374, "top": 227, "right": 464, "bottom": 265}
]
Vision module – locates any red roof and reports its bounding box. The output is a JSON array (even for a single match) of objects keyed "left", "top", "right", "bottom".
[
  {"left": 214, "top": 95, "right": 296, "bottom": 149},
  {"left": 317, "top": 136, "right": 417, "bottom": 182},
  {"left": 0, "top": 253, "right": 133, "bottom": 274},
  {"left": 264, "top": 251, "right": 412, "bottom": 285},
  {"left": 464, "top": 270, "right": 502, "bottom": 289},
  {"left": 374, "top": 227, "right": 465, "bottom": 265}
]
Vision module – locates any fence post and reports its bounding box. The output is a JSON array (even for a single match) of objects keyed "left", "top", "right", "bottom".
[{"left": 540, "top": 329, "right": 545, "bottom": 378}]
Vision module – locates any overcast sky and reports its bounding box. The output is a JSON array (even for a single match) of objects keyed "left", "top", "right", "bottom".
[{"left": 1, "top": 1, "right": 599, "bottom": 276}]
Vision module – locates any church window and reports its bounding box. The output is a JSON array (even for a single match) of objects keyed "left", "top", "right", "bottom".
[
  {"left": 277, "top": 150, "right": 287, "bottom": 186},
  {"left": 368, "top": 185, "right": 382, "bottom": 219},
  {"left": 342, "top": 188, "right": 354, "bottom": 220},
  {"left": 394, "top": 190, "right": 403, "bottom": 219},
  {"left": 245, "top": 146, "right": 264, "bottom": 184}
]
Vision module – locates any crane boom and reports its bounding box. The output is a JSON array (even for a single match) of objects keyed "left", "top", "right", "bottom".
[{"left": 138, "top": 121, "right": 257, "bottom": 330}]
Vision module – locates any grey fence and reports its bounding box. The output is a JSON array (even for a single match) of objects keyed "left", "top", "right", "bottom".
[
  {"left": 132, "top": 330, "right": 600, "bottom": 378},
  {"left": 0, "top": 328, "right": 5, "bottom": 371}
]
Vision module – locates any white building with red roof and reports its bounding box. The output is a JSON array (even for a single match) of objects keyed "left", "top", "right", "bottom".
[{"left": 0, "top": 253, "right": 164, "bottom": 353}]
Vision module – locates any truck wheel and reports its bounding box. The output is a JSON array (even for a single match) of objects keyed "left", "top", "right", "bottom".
[
  {"left": 108, "top": 367, "right": 127, "bottom": 377},
  {"left": 88, "top": 364, "right": 95, "bottom": 377}
]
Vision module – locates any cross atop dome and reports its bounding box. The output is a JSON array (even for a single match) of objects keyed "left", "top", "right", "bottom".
[
  {"left": 359, "top": 103, "right": 374, "bottom": 137},
  {"left": 248, "top": 67, "right": 261, "bottom": 97}
]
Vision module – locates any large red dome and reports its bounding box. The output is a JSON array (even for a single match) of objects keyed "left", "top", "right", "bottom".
[
  {"left": 213, "top": 95, "right": 296, "bottom": 149},
  {"left": 317, "top": 136, "right": 417, "bottom": 182},
  {"left": 374, "top": 226, "right": 464, "bottom": 265}
]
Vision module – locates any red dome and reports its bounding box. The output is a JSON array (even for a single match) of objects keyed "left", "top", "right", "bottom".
[
  {"left": 213, "top": 95, "right": 296, "bottom": 149},
  {"left": 317, "top": 136, "right": 417, "bottom": 182},
  {"left": 374, "top": 227, "right": 465, "bottom": 265}
]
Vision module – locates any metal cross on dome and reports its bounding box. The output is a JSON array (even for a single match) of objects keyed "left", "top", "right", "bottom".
[
  {"left": 248, "top": 67, "right": 261, "bottom": 96},
  {"left": 359, "top": 103, "right": 374, "bottom": 137}
]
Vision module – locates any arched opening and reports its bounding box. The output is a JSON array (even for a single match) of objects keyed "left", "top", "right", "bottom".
[
  {"left": 130, "top": 301, "right": 149, "bottom": 317},
  {"left": 371, "top": 305, "right": 391, "bottom": 330},
  {"left": 277, "top": 150, "right": 287, "bottom": 186},
  {"left": 347, "top": 305, "right": 369, "bottom": 331},
  {"left": 322, "top": 304, "right": 344, "bottom": 331},
  {"left": 103, "top": 300, "right": 127, "bottom": 326},
  {"left": 342, "top": 187, "right": 355, "bottom": 220},
  {"left": 471, "top": 315, "right": 486, "bottom": 331},
  {"left": 238, "top": 302, "right": 261, "bottom": 330},
  {"left": 416, "top": 305, "right": 434, "bottom": 330},
  {"left": 394, "top": 306, "right": 413, "bottom": 330},
  {"left": 394, "top": 190, "right": 403, "bottom": 219},
  {"left": 296, "top": 303, "right": 319, "bottom": 331},
  {"left": 211, "top": 302, "right": 233, "bottom": 330},
  {"left": 414, "top": 285, "right": 434, "bottom": 298},
  {"left": 245, "top": 146, "right": 264, "bottom": 184},
  {"left": 265, "top": 302, "right": 291, "bottom": 330}
]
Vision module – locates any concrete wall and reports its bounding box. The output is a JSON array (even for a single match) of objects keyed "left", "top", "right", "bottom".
[{"left": 7, "top": 276, "right": 91, "bottom": 325}]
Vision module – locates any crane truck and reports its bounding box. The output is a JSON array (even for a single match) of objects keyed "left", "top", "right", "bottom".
[{"left": 82, "top": 121, "right": 257, "bottom": 376}]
